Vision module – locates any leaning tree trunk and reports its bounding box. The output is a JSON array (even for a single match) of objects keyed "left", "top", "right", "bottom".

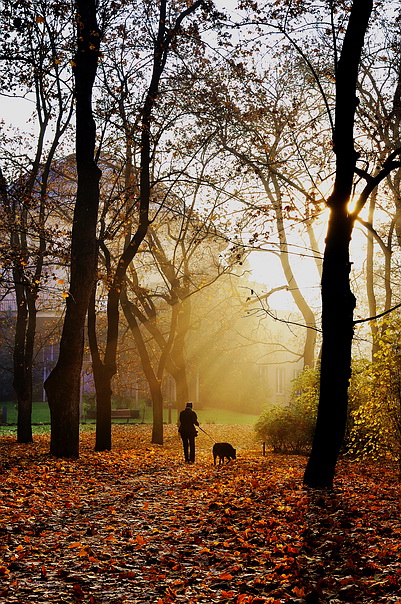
[
  {"left": 303, "top": 0, "right": 373, "bottom": 488},
  {"left": 44, "top": 0, "right": 101, "bottom": 457}
]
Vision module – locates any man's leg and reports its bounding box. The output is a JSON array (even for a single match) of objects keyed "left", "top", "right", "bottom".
[
  {"left": 189, "top": 435, "right": 195, "bottom": 462},
  {"left": 181, "top": 434, "right": 189, "bottom": 461}
]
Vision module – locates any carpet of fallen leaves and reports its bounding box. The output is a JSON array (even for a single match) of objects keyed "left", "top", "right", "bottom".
[{"left": 1, "top": 424, "right": 401, "bottom": 604}]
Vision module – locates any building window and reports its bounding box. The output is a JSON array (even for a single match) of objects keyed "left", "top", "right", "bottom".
[
  {"left": 276, "top": 367, "right": 285, "bottom": 395},
  {"left": 259, "top": 365, "right": 268, "bottom": 387}
]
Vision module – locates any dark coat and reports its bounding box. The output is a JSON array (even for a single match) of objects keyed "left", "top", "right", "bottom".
[{"left": 179, "top": 407, "right": 199, "bottom": 436}]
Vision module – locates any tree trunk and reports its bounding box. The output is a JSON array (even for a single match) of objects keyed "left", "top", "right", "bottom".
[
  {"left": 264, "top": 173, "right": 317, "bottom": 368},
  {"left": 383, "top": 237, "right": 393, "bottom": 314},
  {"left": 303, "top": 0, "right": 373, "bottom": 488},
  {"left": 366, "top": 190, "right": 379, "bottom": 359},
  {"left": 170, "top": 294, "right": 191, "bottom": 405},
  {"left": 121, "top": 290, "right": 164, "bottom": 444},
  {"left": 304, "top": 211, "right": 355, "bottom": 487},
  {"left": 13, "top": 285, "right": 33, "bottom": 444},
  {"left": 87, "top": 286, "right": 113, "bottom": 451},
  {"left": 44, "top": 0, "right": 101, "bottom": 457}
]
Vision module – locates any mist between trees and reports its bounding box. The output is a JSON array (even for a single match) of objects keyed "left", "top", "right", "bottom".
[{"left": 1, "top": 0, "right": 401, "bottom": 487}]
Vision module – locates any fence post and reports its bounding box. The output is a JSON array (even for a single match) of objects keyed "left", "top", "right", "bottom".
[{"left": 1, "top": 406, "right": 7, "bottom": 425}]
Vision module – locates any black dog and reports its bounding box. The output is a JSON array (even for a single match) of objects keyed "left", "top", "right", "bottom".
[{"left": 213, "top": 442, "right": 236, "bottom": 465}]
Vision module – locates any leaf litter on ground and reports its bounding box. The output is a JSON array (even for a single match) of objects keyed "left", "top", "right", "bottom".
[{"left": 1, "top": 424, "right": 401, "bottom": 604}]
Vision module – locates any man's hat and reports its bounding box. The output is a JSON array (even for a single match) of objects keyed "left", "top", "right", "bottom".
[{"left": 186, "top": 402, "right": 193, "bottom": 408}]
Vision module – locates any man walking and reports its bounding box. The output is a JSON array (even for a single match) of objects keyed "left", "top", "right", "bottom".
[{"left": 178, "top": 402, "right": 199, "bottom": 463}]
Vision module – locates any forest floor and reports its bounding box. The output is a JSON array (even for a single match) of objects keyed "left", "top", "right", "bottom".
[{"left": 1, "top": 424, "right": 401, "bottom": 604}]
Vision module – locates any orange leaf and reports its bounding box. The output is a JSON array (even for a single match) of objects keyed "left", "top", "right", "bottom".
[
  {"left": 136, "top": 534, "right": 146, "bottom": 546},
  {"left": 218, "top": 572, "right": 233, "bottom": 580},
  {"left": 236, "top": 595, "right": 251, "bottom": 604}
]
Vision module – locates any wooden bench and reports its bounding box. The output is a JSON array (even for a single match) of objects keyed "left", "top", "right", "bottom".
[
  {"left": 84, "top": 409, "right": 141, "bottom": 421},
  {"left": 111, "top": 409, "right": 141, "bottom": 422}
]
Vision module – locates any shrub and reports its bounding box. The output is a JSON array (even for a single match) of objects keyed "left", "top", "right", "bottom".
[
  {"left": 255, "top": 365, "right": 319, "bottom": 455},
  {"left": 347, "top": 318, "right": 401, "bottom": 467},
  {"left": 254, "top": 345, "right": 401, "bottom": 459},
  {"left": 255, "top": 403, "right": 315, "bottom": 455}
]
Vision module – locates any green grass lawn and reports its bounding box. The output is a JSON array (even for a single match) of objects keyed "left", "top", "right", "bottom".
[
  {"left": 0, "top": 401, "right": 259, "bottom": 428},
  {"left": 0, "top": 401, "right": 51, "bottom": 425}
]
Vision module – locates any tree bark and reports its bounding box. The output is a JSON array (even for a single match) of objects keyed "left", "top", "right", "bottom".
[
  {"left": 303, "top": 0, "right": 373, "bottom": 488},
  {"left": 44, "top": 0, "right": 101, "bottom": 457}
]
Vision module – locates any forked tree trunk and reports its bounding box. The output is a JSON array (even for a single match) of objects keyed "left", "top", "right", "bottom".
[
  {"left": 44, "top": 0, "right": 101, "bottom": 457},
  {"left": 303, "top": 0, "right": 373, "bottom": 488},
  {"left": 93, "top": 0, "right": 202, "bottom": 451}
]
